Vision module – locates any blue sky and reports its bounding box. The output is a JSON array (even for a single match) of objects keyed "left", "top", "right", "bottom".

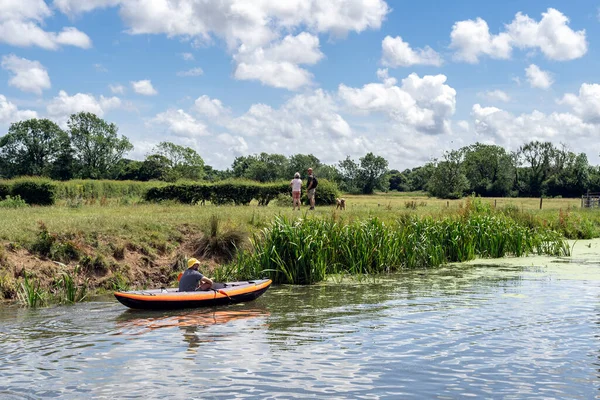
[{"left": 1, "top": 0, "right": 600, "bottom": 170}]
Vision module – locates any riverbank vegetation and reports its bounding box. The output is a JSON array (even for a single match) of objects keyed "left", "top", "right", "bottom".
[{"left": 0, "top": 193, "right": 593, "bottom": 307}]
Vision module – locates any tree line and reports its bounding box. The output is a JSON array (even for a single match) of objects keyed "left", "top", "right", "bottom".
[{"left": 1, "top": 113, "right": 599, "bottom": 198}]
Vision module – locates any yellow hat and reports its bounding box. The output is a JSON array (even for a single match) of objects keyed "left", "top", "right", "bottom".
[{"left": 187, "top": 258, "right": 200, "bottom": 268}]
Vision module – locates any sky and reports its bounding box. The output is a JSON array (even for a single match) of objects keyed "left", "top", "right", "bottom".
[{"left": 1, "top": 0, "right": 600, "bottom": 171}]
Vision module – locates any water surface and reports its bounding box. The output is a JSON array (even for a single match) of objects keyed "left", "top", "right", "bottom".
[{"left": 1, "top": 243, "right": 600, "bottom": 399}]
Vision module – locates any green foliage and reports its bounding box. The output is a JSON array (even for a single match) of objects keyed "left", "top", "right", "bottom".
[
  {"left": 0, "top": 182, "right": 10, "bottom": 199},
  {"left": 462, "top": 143, "right": 515, "bottom": 197},
  {"left": 54, "top": 264, "right": 88, "bottom": 304},
  {"left": 151, "top": 141, "right": 205, "bottom": 180},
  {"left": 143, "top": 180, "right": 341, "bottom": 206},
  {"left": 0, "top": 118, "right": 67, "bottom": 178},
  {"left": 54, "top": 179, "right": 157, "bottom": 201},
  {"left": 81, "top": 255, "right": 109, "bottom": 274},
  {"left": 0, "top": 272, "right": 18, "bottom": 300},
  {"left": 337, "top": 153, "right": 389, "bottom": 194},
  {"left": 67, "top": 112, "right": 133, "bottom": 179},
  {"left": 228, "top": 214, "right": 569, "bottom": 284},
  {"left": 0, "top": 195, "right": 28, "bottom": 208},
  {"left": 302, "top": 179, "right": 339, "bottom": 206},
  {"left": 18, "top": 272, "right": 46, "bottom": 308},
  {"left": 10, "top": 177, "right": 56, "bottom": 205},
  {"left": 29, "top": 222, "right": 81, "bottom": 262},
  {"left": 428, "top": 150, "right": 469, "bottom": 199}
]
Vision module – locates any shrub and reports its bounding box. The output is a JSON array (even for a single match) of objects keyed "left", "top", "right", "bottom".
[
  {"left": 11, "top": 178, "right": 56, "bottom": 206},
  {"left": 0, "top": 195, "right": 28, "bottom": 208},
  {"left": 0, "top": 182, "right": 10, "bottom": 199},
  {"left": 302, "top": 179, "right": 339, "bottom": 206}
]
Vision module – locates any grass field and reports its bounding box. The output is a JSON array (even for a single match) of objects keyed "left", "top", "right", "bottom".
[{"left": 0, "top": 192, "right": 591, "bottom": 245}]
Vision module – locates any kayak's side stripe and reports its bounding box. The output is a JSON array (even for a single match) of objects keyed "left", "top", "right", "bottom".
[{"left": 114, "top": 280, "right": 272, "bottom": 302}]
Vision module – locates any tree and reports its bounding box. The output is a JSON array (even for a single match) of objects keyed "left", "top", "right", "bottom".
[
  {"left": 461, "top": 143, "right": 515, "bottom": 196},
  {"left": 0, "top": 118, "right": 67, "bottom": 178},
  {"left": 153, "top": 141, "right": 205, "bottom": 180},
  {"left": 517, "top": 141, "right": 555, "bottom": 196},
  {"left": 337, "top": 156, "right": 360, "bottom": 193},
  {"left": 427, "top": 150, "right": 469, "bottom": 199},
  {"left": 67, "top": 112, "right": 133, "bottom": 179},
  {"left": 230, "top": 153, "right": 288, "bottom": 182},
  {"left": 287, "top": 154, "right": 321, "bottom": 178},
  {"left": 337, "top": 153, "right": 389, "bottom": 194},
  {"left": 358, "top": 152, "right": 388, "bottom": 194}
]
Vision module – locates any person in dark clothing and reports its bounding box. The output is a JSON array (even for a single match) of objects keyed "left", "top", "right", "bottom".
[
  {"left": 306, "top": 167, "right": 317, "bottom": 210},
  {"left": 179, "top": 258, "right": 213, "bottom": 291}
]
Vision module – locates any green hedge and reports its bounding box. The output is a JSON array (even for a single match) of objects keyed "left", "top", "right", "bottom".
[
  {"left": 145, "top": 179, "right": 339, "bottom": 206},
  {"left": 10, "top": 178, "right": 56, "bottom": 206},
  {"left": 302, "top": 179, "right": 339, "bottom": 206},
  {"left": 0, "top": 182, "right": 10, "bottom": 200}
]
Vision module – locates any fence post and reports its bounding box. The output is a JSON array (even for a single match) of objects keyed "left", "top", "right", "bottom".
[
  {"left": 539, "top": 197, "right": 543, "bottom": 210},
  {"left": 494, "top": 199, "right": 497, "bottom": 208}
]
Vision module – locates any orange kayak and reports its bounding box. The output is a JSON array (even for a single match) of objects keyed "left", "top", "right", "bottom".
[{"left": 114, "top": 279, "right": 272, "bottom": 310}]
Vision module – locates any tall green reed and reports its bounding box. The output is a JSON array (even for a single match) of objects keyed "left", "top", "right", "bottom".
[
  {"left": 227, "top": 213, "right": 570, "bottom": 284},
  {"left": 17, "top": 272, "right": 46, "bottom": 308}
]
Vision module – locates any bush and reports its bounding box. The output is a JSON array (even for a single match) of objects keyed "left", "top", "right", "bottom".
[
  {"left": 302, "top": 179, "right": 339, "bottom": 206},
  {"left": 11, "top": 178, "right": 56, "bottom": 206},
  {"left": 0, "top": 195, "right": 28, "bottom": 208},
  {"left": 0, "top": 182, "right": 10, "bottom": 199}
]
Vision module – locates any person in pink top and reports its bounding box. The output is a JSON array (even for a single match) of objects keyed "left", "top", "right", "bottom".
[{"left": 290, "top": 172, "right": 302, "bottom": 210}]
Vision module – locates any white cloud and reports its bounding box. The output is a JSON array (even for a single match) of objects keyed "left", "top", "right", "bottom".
[
  {"left": 376, "top": 68, "right": 397, "bottom": 86},
  {"left": 193, "top": 95, "right": 229, "bottom": 118},
  {"left": 53, "top": 0, "right": 121, "bottom": 15},
  {"left": 233, "top": 32, "right": 323, "bottom": 90},
  {"left": 479, "top": 90, "right": 511, "bottom": 102},
  {"left": 217, "top": 133, "right": 248, "bottom": 157},
  {"left": 525, "top": 64, "right": 553, "bottom": 89},
  {"left": 47, "top": 90, "right": 121, "bottom": 121},
  {"left": 151, "top": 109, "right": 209, "bottom": 137},
  {"left": 180, "top": 52, "right": 194, "bottom": 61},
  {"left": 506, "top": 8, "right": 587, "bottom": 61},
  {"left": 176, "top": 67, "right": 204, "bottom": 77},
  {"left": 94, "top": 63, "right": 108, "bottom": 72},
  {"left": 451, "top": 8, "right": 586, "bottom": 63},
  {"left": 339, "top": 73, "right": 456, "bottom": 134},
  {"left": 1, "top": 54, "right": 51, "bottom": 95},
  {"left": 471, "top": 103, "right": 595, "bottom": 148},
  {"left": 109, "top": 84, "right": 125, "bottom": 94},
  {"left": 131, "top": 80, "right": 158, "bottom": 96},
  {"left": 224, "top": 89, "right": 351, "bottom": 139},
  {"left": 381, "top": 36, "right": 442, "bottom": 67},
  {"left": 0, "top": 94, "right": 38, "bottom": 123},
  {"left": 51, "top": 0, "right": 388, "bottom": 90},
  {"left": 0, "top": 1, "right": 92, "bottom": 50},
  {"left": 559, "top": 83, "right": 600, "bottom": 123},
  {"left": 450, "top": 18, "right": 512, "bottom": 63}
]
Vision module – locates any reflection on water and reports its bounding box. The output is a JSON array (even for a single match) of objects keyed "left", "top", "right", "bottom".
[{"left": 1, "top": 259, "right": 599, "bottom": 398}]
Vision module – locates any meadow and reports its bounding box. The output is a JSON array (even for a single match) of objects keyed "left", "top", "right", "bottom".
[{"left": 1, "top": 189, "right": 598, "bottom": 306}]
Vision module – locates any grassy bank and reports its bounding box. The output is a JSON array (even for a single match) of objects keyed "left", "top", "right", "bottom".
[{"left": 0, "top": 193, "right": 597, "bottom": 306}]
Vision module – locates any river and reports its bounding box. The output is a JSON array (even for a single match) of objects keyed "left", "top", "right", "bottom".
[{"left": 1, "top": 240, "right": 600, "bottom": 399}]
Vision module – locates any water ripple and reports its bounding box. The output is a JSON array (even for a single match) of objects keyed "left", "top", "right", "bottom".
[{"left": 1, "top": 264, "right": 600, "bottom": 398}]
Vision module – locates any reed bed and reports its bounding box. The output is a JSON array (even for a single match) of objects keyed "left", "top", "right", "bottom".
[{"left": 227, "top": 214, "right": 570, "bottom": 284}]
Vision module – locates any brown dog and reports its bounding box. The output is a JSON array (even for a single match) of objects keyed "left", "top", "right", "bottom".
[{"left": 336, "top": 198, "right": 346, "bottom": 210}]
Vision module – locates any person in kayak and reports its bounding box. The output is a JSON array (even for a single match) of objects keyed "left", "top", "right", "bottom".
[{"left": 179, "top": 258, "right": 213, "bottom": 291}]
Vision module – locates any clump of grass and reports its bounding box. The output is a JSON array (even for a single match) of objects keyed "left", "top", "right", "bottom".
[
  {"left": 0, "top": 195, "right": 28, "bottom": 209},
  {"left": 17, "top": 271, "right": 46, "bottom": 307},
  {"left": 193, "top": 215, "right": 247, "bottom": 262},
  {"left": 54, "top": 264, "right": 88, "bottom": 304},
  {"left": 405, "top": 200, "right": 417, "bottom": 209},
  {"left": 81, "top": 255, "right": 108, "bottom": 274}
]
